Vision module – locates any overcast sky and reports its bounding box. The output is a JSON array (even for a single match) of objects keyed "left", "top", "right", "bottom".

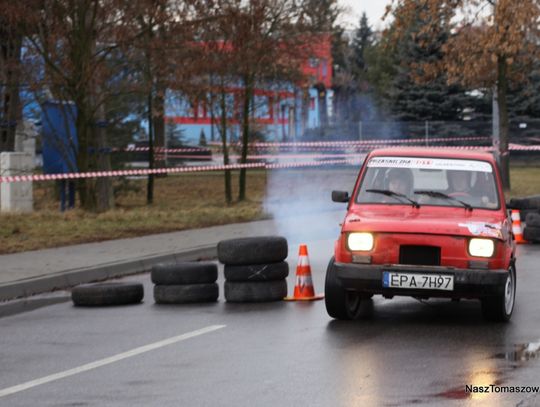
[{"left": 338, "top": 0, "right": 392, "bottom": 31}]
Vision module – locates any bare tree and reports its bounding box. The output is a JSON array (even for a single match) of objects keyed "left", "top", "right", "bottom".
[{"left": 209, "top": 0, "right": 317, "bottom": 201}]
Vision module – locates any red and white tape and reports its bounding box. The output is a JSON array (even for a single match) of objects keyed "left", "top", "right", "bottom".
[
  {"left": 159, "top": 145, "right": 492, "bottom": 161},
  {"left": 0, "top": 159, "right": 362, "bottom": 184},
  {"left": 124, "top": 136, "right": 491, "bottom": 154},
  {"left": 209, "top": 136, "right": 490, "bottom": 148},
  {"left": 2, "top": 143, "right": 538, "bottom": 184},
  {"left": 120, "top": 146, "right": 212, "bottom": 153}
]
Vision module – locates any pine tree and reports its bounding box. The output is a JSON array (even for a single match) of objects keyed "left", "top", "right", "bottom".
[
  {"left": 508, "top": 61, "right": 540, "bottom": 119},
  {"left": 302, "top": 0, "right": 339, "bottom": 32},
  {"left": 388, "top": 6, "right": 474, "bottom": 123},
  {"left": 352, "top": 12, "right": 373, "bottom": 80},
  {"left": 199, "top": 128, "right": 207, "bottom": 146}
]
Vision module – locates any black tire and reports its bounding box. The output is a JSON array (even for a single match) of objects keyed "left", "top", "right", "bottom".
[
  {"left": 525, "top": 213, "right": 540, "bottom": 228},
  {"left": 72, "top": 283, "right": 144, "bottom": 307},
  {"left": 481, "top": 265, "right": 516, "bottom": 322},
  {"left": 151, "top": 262, "right": 217, "bottom": 285},
  {"left": 523, "top": 226, "right": 540, "bottom": 242},
  {"left": 217, "top": 236, "right": 288, "bottom": 265},
  {"left": 520, "top": 208, "right": 540, "bottom": 223},
  {"left": 154, "top": 284, "right": 219, "bottom": 304},
  {"left": 324, "top": 257, "right": 370, "bottom": 320},
  {"left": 224, "top": 280, "right": 287, "bottom": 302},
  {"left": 224, "top": 262, "right": 289, "bottom": 282},
  {"left": 510, "top": 195, "right": 540, "bottom": 210}
]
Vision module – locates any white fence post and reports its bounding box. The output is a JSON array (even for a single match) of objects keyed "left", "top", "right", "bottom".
[{"left": 1, "top": 152, "right": 34, "bottom": 213}]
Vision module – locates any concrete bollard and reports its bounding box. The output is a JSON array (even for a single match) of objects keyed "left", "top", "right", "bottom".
[{"left": 0, "top": 152, "right": 33, "bottom": 213}]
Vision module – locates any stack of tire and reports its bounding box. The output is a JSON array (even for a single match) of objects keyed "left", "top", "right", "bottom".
[
  {"left": 218, "top": 236, "right": 289, "bottom": 303},
  {"left": 510, "top": 195, "right": 540, "bottom": 243},
  {"left": 152, "top": 262, "right": 219, "bottom": 304}
]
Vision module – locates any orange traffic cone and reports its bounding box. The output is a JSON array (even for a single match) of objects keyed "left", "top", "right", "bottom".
[
  {"left": 284, "top": 244, "right": 324, "bottom": 301},
  {"left": 512, "top": 210, "right": 527, "bottom": 244}
]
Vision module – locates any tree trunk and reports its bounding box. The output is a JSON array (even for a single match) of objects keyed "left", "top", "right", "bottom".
[
  {"left": 238, "top": 74, "right": 253, "bottom": 201},
  {"left": 147, "top": 90, "right": 154, "bottom": 205},
  {"left": 74, "top": 2, "right": 98, "bottom": 211},
  {"left": 76, "top": 106, "right": 97, "bottom": 211},
  {"left": 497, "top": 56, "right": 510, "bottom": 192},
  {"left": 153, "top": 81, "right": 166, "bottom": 169},
  {"left": 219, "top": 84, "right": 232, "bottom": 204},
  {"left": 95, "top": 100, "right": 113, "bottom": 212},
  {"left": 0, "top": 32, "right": 22, "bottom": 152}
]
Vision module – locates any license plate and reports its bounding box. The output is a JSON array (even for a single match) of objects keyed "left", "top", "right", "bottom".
[{"left": 382, "top": 272, "right": 454, "bottom": 291}]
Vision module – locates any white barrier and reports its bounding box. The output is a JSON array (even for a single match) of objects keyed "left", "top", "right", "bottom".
[{"left": 1, "top": 152, "right": 34, "bottom": 212}]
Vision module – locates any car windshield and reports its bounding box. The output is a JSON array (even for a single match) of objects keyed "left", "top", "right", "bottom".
[{"left": 356, "top": 156, "right": 500, "bottom": 210}]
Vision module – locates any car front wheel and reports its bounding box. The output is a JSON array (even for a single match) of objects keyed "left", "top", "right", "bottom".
[
  {"left": 325, "top": 257, "right": 370, "bottom": 320},
  {"left": 481, "top": 264, "right": 516, "bottom": 322}
]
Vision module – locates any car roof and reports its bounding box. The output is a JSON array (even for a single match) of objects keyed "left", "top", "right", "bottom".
[{"left": 367, "top": 147, "right": 496, "bottom": 163}]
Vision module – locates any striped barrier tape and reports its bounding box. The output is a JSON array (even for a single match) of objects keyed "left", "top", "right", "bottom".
[
  {"left": 116, "top": 139, "right": 540, "bottom": 154},
  {"left": 114, "top": 137, "right": 491, "bottom": 154},
  {"left": 2, "top": 144, "right": 538, "bottom": 184},
  {"left": 157, "top": 145, "right": 494, "bottom": 160},
  {"left": 119, "top": 146, "right": 212, "bottom": 153},
  {"left": 0, "top": 159, "right": 362, "bottom": 184},
  {"left": 208, "top": 136, "right": 491, "bottom": 148}
]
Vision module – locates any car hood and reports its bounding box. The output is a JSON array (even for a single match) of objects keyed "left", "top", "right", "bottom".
[{"left": 343, "top": 206, "right": 507, "bottom": 240}]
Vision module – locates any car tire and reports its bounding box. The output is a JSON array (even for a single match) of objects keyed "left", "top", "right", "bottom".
[
  {"left": 324, "top": 257, "right": 371, "bottom": 320},
  {"left": 154, "top": 284, "right": 219, "bottom": 304},
  {"left": 525, "top": 213, "right": 540, "bottom": 228},
  {"left": 217, "top": 236, "right": 288, "bottom": 265},
  {"left": 224, "top": 280, "right": 287, "bottom": 302},
  {"left": 151, "top": 262, "right": 218, "bottom": 285},
  {"left": 523, "top": 226, "right": 540, "bottom": 242},
  {"left": 224, "top": 262, "right": 289, "bottom": 282},
  {"left": 481, "top": 265, "right": 516, "bottom": 322},
  {"left": 72, "top": 283, "right": 144, "bottom": 307}
]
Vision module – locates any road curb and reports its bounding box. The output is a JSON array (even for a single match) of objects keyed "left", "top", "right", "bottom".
[{"left": 0, "top": 245, "right": 216, "bottom": 302}]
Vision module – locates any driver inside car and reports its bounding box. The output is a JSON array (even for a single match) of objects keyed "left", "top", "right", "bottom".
[
  {"left": 446, "top": 170, "right": 472, "bottom": 197},
  {"left": 387, "top": 168, "right": 413, "bottom": 196}
]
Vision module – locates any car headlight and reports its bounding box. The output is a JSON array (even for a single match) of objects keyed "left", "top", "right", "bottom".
[
  {"left": 469, "top": 238, "right": 495, "bottom": 258},
  {"left": 347, "top": 233, "right": 374, "bottom": 251}
]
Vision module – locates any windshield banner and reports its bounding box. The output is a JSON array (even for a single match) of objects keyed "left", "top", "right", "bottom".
[{"left": 367, "top": 157, "right": 492, "bottom": 172}]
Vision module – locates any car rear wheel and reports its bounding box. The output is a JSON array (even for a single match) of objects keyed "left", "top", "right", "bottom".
[
  {"left": 481, "top": 265, "right": 516, "bottom": 322},
  {"left": 325, "top": 257, "right": 370, "bottom": 320}
]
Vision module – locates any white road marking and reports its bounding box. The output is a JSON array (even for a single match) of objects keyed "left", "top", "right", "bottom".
[{"left": 0, "top": 324, "right": 226, "bottom": 398}]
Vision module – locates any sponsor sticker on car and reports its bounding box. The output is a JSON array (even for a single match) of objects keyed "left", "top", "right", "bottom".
[{"left": 367, "top": 157, "right": 493, "bottom": 172}]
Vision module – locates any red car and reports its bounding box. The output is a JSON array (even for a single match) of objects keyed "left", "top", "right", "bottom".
[{"left": 326, "top": 148, "right": 516, "bottom": 321}]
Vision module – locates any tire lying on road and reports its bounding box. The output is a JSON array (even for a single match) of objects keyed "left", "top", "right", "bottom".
[
  {"left": 154, "top": 284, "right": 219, "bottom": 304},
  {"left": 525, "top": 213, "right": 540, "bottom": 228},
  {"left": 218, "top": 236, "right": 288, "bottom": 265},
  {"left": 224, "top": 262, "right": 289, "bottom": 282},
  {"left": 151, "top": 262, "right": 218, "bottom": 285},
  {"left": 72, "top": 282, "right": 144, "bottom": 307},
  {"left": 224, "top": 280, "right": 287, "bottom": 303},
  {"left": 523, "top": 226, "right": 540, "bottom": 243}
]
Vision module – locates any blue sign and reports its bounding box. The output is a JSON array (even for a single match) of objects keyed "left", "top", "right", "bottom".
[{"left": 41, "top": 101, "right": 78, "bottom": 174}]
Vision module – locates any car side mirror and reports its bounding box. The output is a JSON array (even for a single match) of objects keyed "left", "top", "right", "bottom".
[{"left": 332, "top": 190, "right": 350, "bottom": 203}]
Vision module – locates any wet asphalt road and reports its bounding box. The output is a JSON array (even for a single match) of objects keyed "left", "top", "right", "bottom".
[{"left": 1, "top": 239, "right": 540, "bottom": 407}]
